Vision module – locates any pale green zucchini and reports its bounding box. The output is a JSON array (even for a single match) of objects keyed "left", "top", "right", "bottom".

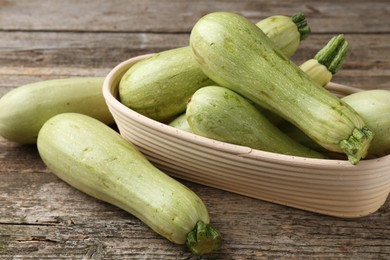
[
  {"left": 256, "top": 12, "right": 310, "bottom": 58},
  {"left": 189, "top": 12, "right": 373, "bottom": 164},
  {"left": 37, "top": 113, "right": 221, "bottom": 255},
  {"left": 171, "top": 34, "right": 348, "bottom": 135},
  {"left": 169, "top": 113, "right": 193, "bottom": 133},
  {"left": 281, "top": 89, "right": 390, "bottom": 158},
  {"left": 255, "top": 34, "right": 349, "bottom": 126},
  {"left": 120, "top": 47, "right": 214, "bottom": 122},
  {"left": 0, "top": 77, "right": 114, "bottom": 144},
  {"left": 171, "top": 29, "right": 341, "bottom": 131},
  {"left": 186, "top": 86, "right": 325, "bottom": 159},
  {"left": 278, "top": 34, "right": 350, "bottom": 145},
  {"left": 300, "top": 34, "right": 348, "bottom": 87},
  {"left": 342, "top": 90, "right": 390, "bottom": 156},
  {"left": 119, "top": 13, "right": 310, "bottom": 122}
]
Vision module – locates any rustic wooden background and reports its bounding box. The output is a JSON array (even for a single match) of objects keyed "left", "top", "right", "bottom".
[{"left": 1, "top": 0, "right": 389, "bottom": 259}]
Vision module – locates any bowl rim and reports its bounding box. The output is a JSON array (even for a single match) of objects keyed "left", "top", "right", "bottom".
[{"left": 103, "top": 54, "right": 390, "bottom": 169}]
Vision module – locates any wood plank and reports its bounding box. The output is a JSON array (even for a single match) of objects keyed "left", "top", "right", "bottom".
[
  {"left": 0, "top": 32, "right": 188, "bottom": 68},
  {"left": 1, "top": 32, "right": 389, "bottom": 91},
  {"left": 0, "top": 0, "right": 389, "bottom": 33}
]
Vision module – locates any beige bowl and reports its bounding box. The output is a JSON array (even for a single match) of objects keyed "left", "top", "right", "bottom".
[{"left": 103, "top": 54, "right": 390, "bottom": 218}]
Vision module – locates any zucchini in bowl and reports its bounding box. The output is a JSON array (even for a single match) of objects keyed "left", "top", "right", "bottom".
[
  {"left": 189, "top": 12, "right": 373, "bottom": 165},
  {"left": 186, "top": 86, "right": 326, "bottom": 159},
  {"left": 119, "top": 12, "right": 310, "bottom": 122},
  {"left": 342, "top": 89, "right": 390, "bottom": 156}
]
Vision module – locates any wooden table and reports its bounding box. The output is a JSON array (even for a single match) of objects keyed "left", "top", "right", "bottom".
[{"left": 1, "top": 1, "right": 389, "bottom": 259}]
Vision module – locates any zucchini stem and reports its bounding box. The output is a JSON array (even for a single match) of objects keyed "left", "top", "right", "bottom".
[
  {"left": 291, "top": 12, "right": 311, "bottom": 41},
  {"left": 339, "top": 127, "right": 374, "bottom": 165},
  {"left": 186, "top": 220, "right": 221, "bottom": 255},
  {"left": 314, "top": 34, "right": 349, "bottom": 74},
  {"left": 299, "top": 34, "right": 348, "bottom": 86}
]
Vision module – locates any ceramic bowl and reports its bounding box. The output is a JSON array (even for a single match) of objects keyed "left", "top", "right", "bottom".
[{"left": 103, "top": 54, "right": 390, "bottom": 218}]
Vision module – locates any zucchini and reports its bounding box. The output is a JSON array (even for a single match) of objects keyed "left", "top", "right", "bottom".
[
  {"left": 186, "top": 86, "right": 325, "bottom": 158},
  {"left": 119, "top": 13, "right": 310, "bottom": 122},
  {"left": 119, "top": 47, "right": 214, "bottom": 122},
  {"left": 278, "top": 35, "right": 350, "bottom": 151},
  {"left": 189, "top": 12, "right": 373, "bottom": 165},
  {"left": 255, "top": 34, "right": 349, "bottom": 126},
  {"left": 256, "top": 12, "right": 310, "bottom": 58},
  {"left": 0, "top": 77, "right": 114, "bottom": 144},
  {"left": 169, "top": 113, "right": 193, "bottom": 133},
  {"left": 300, "top": 34, "right": 348, "bottom": 87},
  {"left": 37, "top": 113, "right": 221, "bottom": 255},
  {"left": 285, "top": 89, "right": 390, "bottom": 158},
  {"left": 342, "top": 90, "right": 390, "bottom": 156}
]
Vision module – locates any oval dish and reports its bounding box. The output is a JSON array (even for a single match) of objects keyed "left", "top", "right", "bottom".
[{"left": 103, "top": 54, "right": 390, "bottom": 218}]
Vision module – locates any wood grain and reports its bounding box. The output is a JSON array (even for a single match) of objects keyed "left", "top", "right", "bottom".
[
  {"left": 1, "top": 0, "right": 389, "bottom": 259},
  {"left": 1, "top": 32, "right": 389, "bottom": 92},
  {"left": 0, "top": 0, "right": 389, "bottom": 33}
]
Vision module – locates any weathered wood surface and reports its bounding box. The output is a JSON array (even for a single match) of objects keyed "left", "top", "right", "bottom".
[
  {"left": 1, "top": 0, "right": 389, "bottom": 259},
  {"left": 0, "top": 0, "right": 389, "bottom": 33}
]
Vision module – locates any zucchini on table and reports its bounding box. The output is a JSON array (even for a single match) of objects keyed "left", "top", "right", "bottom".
[
  {"left": 37, "top": 113, "right": 221, "bottom": 255},
  {"left": 0, "top": 77, "right": 114, "bottom": 144},
  {"left": 189, "top": 12, "right": 373, "bottom": 165}
]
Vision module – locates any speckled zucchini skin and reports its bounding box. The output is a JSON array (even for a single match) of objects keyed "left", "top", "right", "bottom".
[
  {"left": 342, "top": 90, "right": 390, "bottom": 156},
  {"left": 186, "top": 86, "right": 325, "bottom": 158},
  {"left": 189, "top": 12, "right": 373, "bottom": 164},
  {"left": 0, "top": 77, "right": 113, "bottom": 144},
  {"left": 37, "top": 113, "right": 210, "bottom": 245},
  {"left": 119, "top": 47, "right": 214, "bottom": 122},
  {"left": 119, "top": 13, "right": 309, "bottom": 123}
]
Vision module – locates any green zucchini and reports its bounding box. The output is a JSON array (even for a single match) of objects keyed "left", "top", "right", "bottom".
[
  {"left": 277, "top": 35, "right": 350, "bottom": 152},
  {"left": 189, "top": 12, "right": 373, "bottom": 165},
  {"left": 342, "top": 90, "right": 390, "bottom": 156},
  {"left": 120, "top": 47, "right": 214, "bottom": 122},
  {"left": 37, "top": 113, "right": 221, "bottom": 255},
  {"left": 0, "top": 77, "right": 114, "bottom": 144},
  {"left": 186, "top": 86, "right": 325, "bottom": 158},
  {"left": 169, "top": 113, "right": 193, "bottom": 133},
  {"left": 282, "top": 89, "right": 390, "bottom": 158},
  {"left": 255, "top": 34, "right": 349, "bottom": 125},
  {"left": 256, "top": 12, "right": 310, "bottom": 58},
  {"left": 300, "top": 34, "right": 348, "bottom": 87},
  {"left": 119, "top": 13, "right": 310, "bottom": 122}
]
